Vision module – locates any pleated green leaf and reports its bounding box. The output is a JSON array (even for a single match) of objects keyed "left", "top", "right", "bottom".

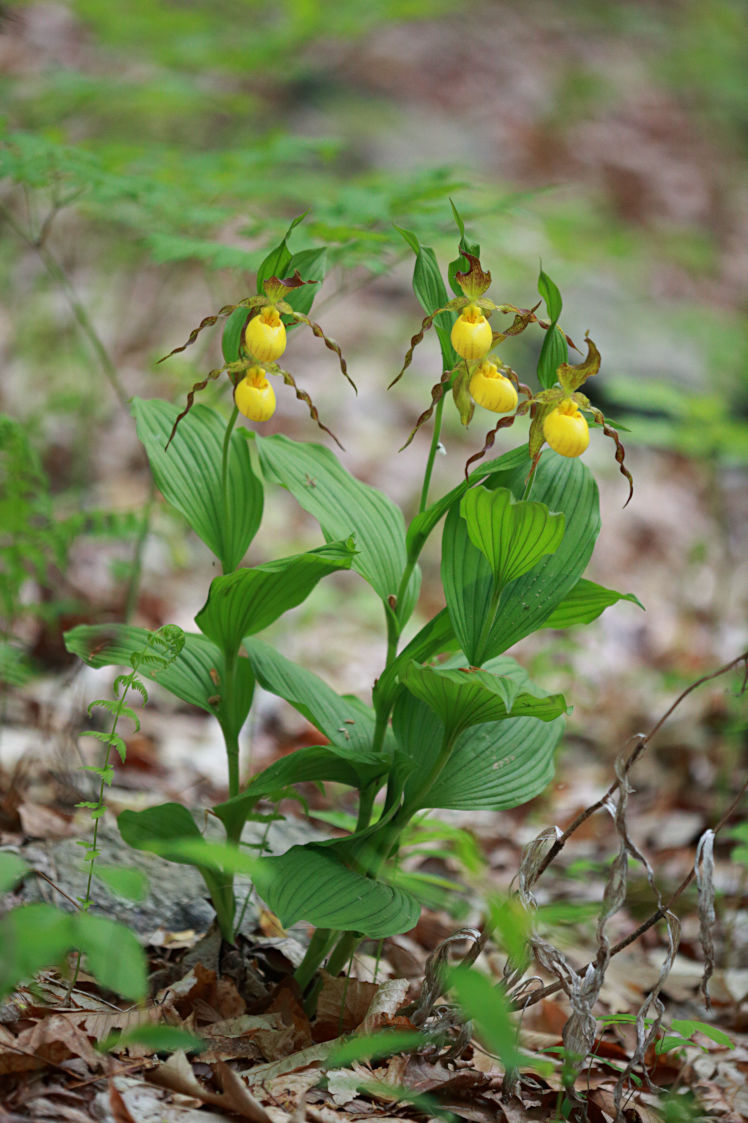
[
  {"left": 214, "top": 744, "right": 387, "bottom": 838},
  {"left": 372, "top": 607, "right": 458, "bottom": 716},
  {"left": 393, "top": 655, "right": 564, "bottom": 811},
  {"left": 117, "top": 804, "right": 257, "bottom": 876},
  {"left": 255, "top": 435, "right": 419, "bottom": 621},
  {"left": 195, "top": 539, "right": 356, "bottom": 654},
  {"left": 241, "top": 638, "right": 375, "bottom": 753},
  {"left": 118, "top": 802, "right": 202, "bottom": 852},
  {"left": 460, "top": 486, "right": 565, "bottom": 587},
  {"left": 0, "top": 904, "right": 147, "bottom": 1002},
  {"left": 64, "top": 624, "right": 254, "bottom": 735},
  {"left": 396, "top": 226, "right": 457, "bottom": 369},
  {"left": 252, "top": 842, "right": 420, "bottom": 938},
  {"left": 537, "top": 267, "right": 568, "bottom": 390},
  {"left": 442, "top": 453, "right": 600, "bottom": 663},
  {"left": 400, "top": 661, "right": 567, "bottom": 741},
  {"left": 541, "top": 578, "right": 644, "bottom": 629},
  {"left": 73, "top": 912, "right": 148, "bottom": 1002},
  {"left": 406, "top": 446, "right": 529, "bottom": 562},
  {"left": 133, "top": 398, "right": 262, "bottom": 572},
  {"left": 0, "top": 853, "right": 28, "bottom": 894}
]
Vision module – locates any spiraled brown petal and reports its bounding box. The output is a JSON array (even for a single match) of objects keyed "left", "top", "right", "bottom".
[
  {"left": 288, "top": 312, "right": 357, "bottom": 394},
  {"left": 276, "top": 368, "right": 345, "bottom": 450}
]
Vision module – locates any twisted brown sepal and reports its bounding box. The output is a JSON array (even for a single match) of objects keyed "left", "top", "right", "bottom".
[
  {"left": 276, "top": 368, "right": 345, "bottom": 450},
  {"left": 463, "top": 412, "right": 521, "bottom": 479},
  {"left": 399, "top": 370, "right": 453, "bottom": 451},
  {"left": 285, "top": 310, "right": 357, "bottom": 394},
  {"left": 588, "top": 406, "right": 634, "bottom": 507},
  {"left": 157, "top": 298, "right": 262, "bottom": 363},
  {"left": 165, "top": 361, "right": 248, "bottom": 448},
  {"left": 263, "top": 271, "right": 318, "bottom": 302},
  {"left": 500, "top": 365, "right": 533, "bottom": 402},
  {"left": 492, "top": 301, "right": 542, "bottom": 343},
  {"left": 536, "top": 319, "right": 581, "bottom": 353},
  {"left": 388, "top": 302, "right": 464, "bottom": 390},
  {"left": 557, "top": 334, "right": 601, "bottom": 395},
  {"left": 455, "top": 251, "right": 492, "bottom": 300}
]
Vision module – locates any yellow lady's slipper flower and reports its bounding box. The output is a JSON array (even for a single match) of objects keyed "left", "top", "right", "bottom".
[
  {"left": 450, "top": 304, "right": 493, "bottom": 361},
  {"left": 543, "top": 398, "right": 590, "bottom": 457},
  {"left": 469, "top": 360, "right": 518, "bottom": 414},
  {"left": 245, "top": 305, "right": 287, "bottom": 363},
  {"left": 235, "top": 367, "right": 276, "bottom": 422}
]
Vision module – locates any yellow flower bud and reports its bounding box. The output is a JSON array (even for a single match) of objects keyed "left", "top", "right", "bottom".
[
  {"left": 469, "top": 361, "right": 518, "bottom": 414},
  {"left": 235, "top": 367, "right": 276, "bottom": 422},
  {"left": 543, "top": 399, "right": 590, "bottom": 458},
  {"left": 244, "top": 305, "right": 287, "bottom": 363},
  {"left": 450, "top": 304, "right": 493, "bottom": 361}
]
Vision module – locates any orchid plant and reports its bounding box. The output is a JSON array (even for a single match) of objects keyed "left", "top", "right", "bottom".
[{"left": 66, "top": 208, "right": 639, "bottom": 1003}]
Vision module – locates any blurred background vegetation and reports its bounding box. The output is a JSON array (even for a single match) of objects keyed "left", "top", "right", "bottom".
[{"left": 1, "top": 0, "right": 746, "bottom": 754}]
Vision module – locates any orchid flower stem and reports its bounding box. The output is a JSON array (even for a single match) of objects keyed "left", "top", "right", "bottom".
[
  {"left": 418, "top": 392, "right": 446, "bottom": 515},
  {"left": 296, "top": 928, "right": 336, "bottom": 995}
]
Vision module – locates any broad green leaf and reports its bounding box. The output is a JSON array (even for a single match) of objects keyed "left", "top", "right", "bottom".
[
  {"left": 393, "top": 655, "right": 564, "bottom": 811},
  {"left": 541, "top": 578, "right": 644, "bottom": 630},
  {"left": 537, "top": 325, "right": 569, "bottom": 390},
  {"left": 252, "top": 842, "right": 420, "bottom": 938},
  {"left": 216, "top": 637, "right": 388, "bottom": 839},
  {"left": 0, "top": 903, "right": 146, "bottom": 1002},
  {"left": 93, "top": 865, "right": 149, "bottom": 901},
  {"left": 460, "top": 486, "right": 565, "bottom": 587},
  {"left": 117, "top": 803, "right": 248, "bottom": 936},
  {"left": 441, "top": 502, "right": 496, "bottom": 665},
  {"left": 137, "top": 837, "right": 257, "bottom": 876},
  {"left": 282, "top": 247, "right": 327, "bottom": 319},
  {"left": 0, "top": 904, "right": 75, "bottom": 999},
  {"left": 427, "top": 714, "right": 562, "bottom": 810},
  {"left": 537, "top": 267, "right": 568, "bottom": 390},
  {"left": 538, "top": 267, "right": 563, "bottom": 323},
  {"left": 0, "top": 853, "right": 28, "bottom": 893},
  {"left": 108, "top": 1025, "right": 206, "bottom": 1055},
  {"left": 328, "top": 1030, "right": 427, "bottom": 1067},
  {"left": 401, "top": 661, "right": 567, "bottom": 741},
  {"left": 256, "top": 211, "right": 306, "bottom": 293},
  {"left": 406, "top": 446, "right": 529, "bottom": 561},
  {"left": 133, "top": 398, "right": 262, "bottom": 572},
  {"left": 73, "top": 912, "right": 147, "bottom": 1002},
  {"left": 442, "top": 453, "right": 600, "bottom": 662},
  {"left": 241, "top": 638, "right": 375, "bottom": 752},
  {"left": 195, "top": 539, "right": 355, "bottom": 654},
  {"left": 255, "top": 436, "right": 419, "bottom": 620},
  {"left": 373, "top": 608, "right": 458, "bottom": 716},
  {"left": 213, "top": 744, "right": 387, "bottom": 839},
  {"left": 64, "top": 625, "right": 254, "bottom": 736},
  {"left": 118, "top": 803, "right": 202, "bottom": 853},
  {"left": 450, "top": 966, "right": 526, "bottom": 1070},
  {"left": 222, "top": 306, "right": 248, "bottom": 363},
  {"left": 396, "top": 226, "right": 456, "bottom": 370}
]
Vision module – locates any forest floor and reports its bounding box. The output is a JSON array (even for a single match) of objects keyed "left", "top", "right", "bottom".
[{"left": 1, "top": 2, "right": 748, "bottom": 1120}]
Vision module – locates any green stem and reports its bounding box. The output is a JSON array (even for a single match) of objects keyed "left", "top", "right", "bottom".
[
  {"left": 67, "top": 674, "right": 131, "bottom": 996},
  {"left": 325, "top": 931, "right": 360, "bottom": 978},
  {"left": 295, "top": 928, "right": 336, "bottom": 994},
  {"left": 355, "top": 782, "right": 377, "bottom": 833},
  {"left": 472, "top": 581, "right": 504, "bottom": 667},
  {"left": 521, "top": 466, "right": 536, "bottom": 501},
  {"left": 418, "top": 393, "right": 446, "bottom": 515}
]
